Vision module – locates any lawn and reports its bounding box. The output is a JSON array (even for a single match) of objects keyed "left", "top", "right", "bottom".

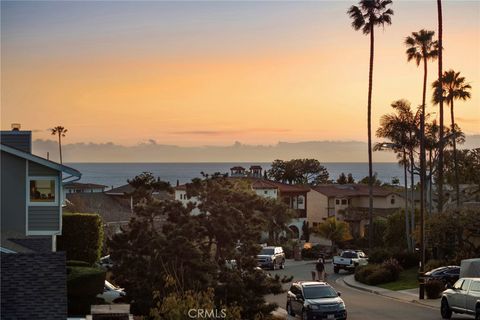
[{"left": 377, "top": 267, "right": 419, "bottom": 291}]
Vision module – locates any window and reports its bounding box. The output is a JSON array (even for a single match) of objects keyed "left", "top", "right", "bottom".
[
  {"left": 297, "top": 196, "right": 304, "bottom": 205},
  {"left": 390, "top": 196, "right": 395, "bottom": 205},
  {"left": 341, "top": 199, "right": 347, "bottom": 205},
  {"left": 335, "top": 199, "right": 340, "bottom": 205},
  {"left": 29, "top": 178, "right": 57, "bottom": 205},
  {"left": 470, "top": 281, "right": 480, "bottom": 292},
  {"left": 264, "top": 190, "right": 268, "bottom": 195}
]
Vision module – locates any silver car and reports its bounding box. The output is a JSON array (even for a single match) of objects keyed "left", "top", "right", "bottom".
[{"left": 441, "top": 277, "right": 480, "bottom": 319}]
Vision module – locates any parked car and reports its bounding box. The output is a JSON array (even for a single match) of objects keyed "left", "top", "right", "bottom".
[
  {"left": 99, "top": 255, "right": 114, "bottom": 270},
  {"left": 97, "top": 280, "right": 126, "bottom": 304},
  {"left": 440, "top": 277, "right": 480, "bottom": 319},
  {"left": 256, "top": 246, "right": 285, "bottom": 270},
  {"left": 424, "top": 266, "right": 460, "bottom": 285},
  {"left": 286, "top": 281, "right": 347, "bottom": 320},
  {"left": 333, "top": 250, "right": 368, "bottom": 274}
]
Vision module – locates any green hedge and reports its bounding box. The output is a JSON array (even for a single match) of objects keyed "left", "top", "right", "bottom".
[
  {"left": 58, "top": 213, "right": 104, "bottom": 265},
  {"left": 67, "top": 265, "right": 106, "bottom": 316}
]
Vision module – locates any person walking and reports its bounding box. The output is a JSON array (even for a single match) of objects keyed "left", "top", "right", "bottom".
[{"left": 316, "top": 258, "right": 326, "bottom": 281}]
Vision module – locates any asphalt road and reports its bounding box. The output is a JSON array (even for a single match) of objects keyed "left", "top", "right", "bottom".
[{"left": 265, "top": 260, "right": 472, "bottom": 320}]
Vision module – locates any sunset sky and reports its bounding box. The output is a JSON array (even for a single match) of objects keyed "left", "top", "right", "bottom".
[{"left": 1, "top": 1, "right": 479, "bottom": 147}]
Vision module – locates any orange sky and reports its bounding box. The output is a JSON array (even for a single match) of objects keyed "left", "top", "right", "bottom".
[{"left": 1, "top": 1, "right": 479, "bottom": 147}]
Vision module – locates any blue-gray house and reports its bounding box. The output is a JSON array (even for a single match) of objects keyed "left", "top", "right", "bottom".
[{"left": 1, "top": 128, "right": 81, "bottom": 320}]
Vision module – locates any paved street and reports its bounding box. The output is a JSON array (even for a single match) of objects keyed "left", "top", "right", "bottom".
[{"left": 265, "top": 260, "right": 472, "bottom": 320}]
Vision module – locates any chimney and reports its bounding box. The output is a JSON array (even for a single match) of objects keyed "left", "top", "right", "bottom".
[{"left": 0, "top": 124, "right": 32, "bottom": 153}]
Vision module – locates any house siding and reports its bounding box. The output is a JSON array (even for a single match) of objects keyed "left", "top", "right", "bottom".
[
  {"left": 1, "top": 151, "right": 26, "bottom": 235},
  {"left": 28, "top": 161, "right": 58, "bottom": 176},
  {"left": 28, "top": 206, "right": 60, "bottom": 231}
]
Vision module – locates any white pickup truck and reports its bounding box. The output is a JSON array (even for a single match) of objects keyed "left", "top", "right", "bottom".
[
  {"left": 441, "top": 277, "right": 480, "bottom": 319},
  {"left": 333, "top": 250, "right": 368, "bottom": 274}
]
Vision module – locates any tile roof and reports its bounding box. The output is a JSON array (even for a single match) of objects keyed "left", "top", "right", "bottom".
[
  {"left": 312, "top": 184, "right": 397, "bottom": 197},
  {"left": 1, "top": 252, "right": 67, "bottom": 320}
]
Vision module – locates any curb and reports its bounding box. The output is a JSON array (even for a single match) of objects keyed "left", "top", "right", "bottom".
[{"left": 342, "top": 275, "right": 439, "bottom": 310}]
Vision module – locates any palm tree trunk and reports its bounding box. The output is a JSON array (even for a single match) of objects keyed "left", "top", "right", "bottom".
[
  {"left": 437, "top": 0, "right": 444, "bottom": 213},
  {"left": 450, "top": 101, "right": 460, "bottom": 207},
  {"left": 367, "top": 24, "right": 375, "bottom": 252},
  {"left": 409, "top": 149, "right": 416, "bottom": 250},
  {"left": 58, "top": 134, "right": 63, "bottom": 164},
  {"left": 428, "top": 150, "right": 433, "bottom": 216},
  {"left": 419, "top": 56, "right": 427, "bottom": 284},
  {"left": 403, "top": 150, "right": 411, "bottom": 252}
]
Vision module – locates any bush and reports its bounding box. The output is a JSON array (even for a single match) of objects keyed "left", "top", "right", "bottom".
[
  {"left": 355, "top": 264, "right": 379, "bottom": 283},
  {"left": 366, "top": 268, "right": 393, "bottom": 285},
  {"left": 392, "top": 251, "right": 418, "bottom": 269},
  {"left": 67, "top": 265, "right": 105, "bottom": 316},
  {"left": 58, "top": 213, "right": 104, "bottom": 265},
  {"left": 368, "top": 249, "right": 391, "bottom": 264},
  {"left": 382, "top": 258, "right": 403, "bottom": 281},
  {"left": 425, "top": 280, "right": 445, "bottom": 299},
  {"left": 425, "top": 259, "right": 447, "bottom": 272},
  {"left": 66, "top": 260, "right": 91, "bottom": 267},
  {"left": 301, "top": 244, "right": 325, "bottom": 260}
]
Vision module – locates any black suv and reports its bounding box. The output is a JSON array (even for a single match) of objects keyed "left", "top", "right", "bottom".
[
  {"left": 256, "top": 246, "right": 285, "bottom": 270},
  {"left": 287, "top": 281, "right": 347, "bottom": 320}
]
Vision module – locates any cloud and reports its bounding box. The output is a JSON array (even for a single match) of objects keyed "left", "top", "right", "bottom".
[{"left": 168, "top": 128, "right": 291, "bottom": 135}]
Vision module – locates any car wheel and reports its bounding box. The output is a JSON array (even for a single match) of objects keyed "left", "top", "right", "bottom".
[
  {"left": 334, "top": 266, "right": 339, "bottom": 274},
  {"left": 286, "top": 302, "right": 295, "bottom": 316},
  {"left": 475, "top": 305, "right": 480, "bottom": 320},
  {"left": 280, "top": 259, "right": 285, "bottom": 269},
  {"left": 272, "top": 261, "right": 277, "bottom": 270},
  {"left": 302, "top": 309, "right": 308, "bottom": 320},
  {"left": 440, "top": 298, "right": 452, "bottom": 319}
]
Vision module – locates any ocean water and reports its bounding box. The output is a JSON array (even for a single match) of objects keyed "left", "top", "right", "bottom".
[{"left": 65, "top": 162, "right": 406, "bottom": 188}]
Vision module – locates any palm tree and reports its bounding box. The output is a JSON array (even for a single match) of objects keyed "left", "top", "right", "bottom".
[
  {"left": 432, "top": 70, "right": 471, "bottom": 207},
  {"left": 347, "top": 0, "right": 393, "bottom": 251},
  {"left": 436, "top": 0, "right": 445, "bottom": 213},
  {"left": 375, "top": 99, "right": 417, "bottom": 252},
  {"left": 50, "top": 126, "right": 67, "bottom": 164}
]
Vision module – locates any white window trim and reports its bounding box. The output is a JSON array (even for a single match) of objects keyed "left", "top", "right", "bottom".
[{"left": 27, "top": 176, "right": 60, "bottom": 206}]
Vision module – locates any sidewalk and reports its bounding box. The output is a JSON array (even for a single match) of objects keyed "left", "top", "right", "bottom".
[{"left": 342, "top": 274, "right": 440, "bottom": 309}]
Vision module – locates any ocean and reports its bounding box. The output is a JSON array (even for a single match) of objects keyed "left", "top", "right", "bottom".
[{"left": 65, "top": 162, "right": 407, "bottom": 188}]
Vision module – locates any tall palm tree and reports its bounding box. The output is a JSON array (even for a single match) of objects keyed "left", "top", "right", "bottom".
[
  {"left": 405, "top": 29, "right": 438, "bottom": 287},
  {"left": 432, "top": 70, "right": 471, "bottom": 207},
  {"left": 436, "top": 0, "right": 445, "bottom": 213},
  {"left": 50, "top": 126, "right": 67, "bottom": 164},
  {"left": 347, "top": 0, "right": 393, "bottom": 251}
]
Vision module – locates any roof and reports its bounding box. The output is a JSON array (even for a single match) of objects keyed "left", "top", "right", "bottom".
[
  {"left": 0, "top": 143, "right": 81, "bottom": 178},
  {"left": 64, "top": 182, "right": 108, "bottom": 189},
  {"left": 251, "top": 180, "right": 278, "bottom": 190},
  {"left": 230, "top": 166, "right": 245, "bottom": 170},
  {"left": 312, "top": 184, "right": 398, "bottom": 198},
  {"left": 250, "top": 165, "right": 263, "bottom": 169},
  {"left": 104, "top": 184, "right": 135, "bottom": 195}
]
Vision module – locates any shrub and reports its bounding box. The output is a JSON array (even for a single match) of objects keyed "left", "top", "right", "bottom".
[
  {"left": 368, "top": 249, "right": 390, "bottom": 264},
  {"left": 67, "top": 265, "right": 105, "bottom": 316},
  {"left": 58, "top": 213, "right": 104, "bottom": 265},
  {"left": 366, "top": 268, "right": 393, "bottom": 285},
  {"left": 66, "top": 260, "right": 91, "bottom": 267},
  {"left": 392, "top": 251, "right": 418, "bottom": 269},
  {"left": 425, "top": 280, "right": 445, "bottom": 299},
  {"left": 301, "top": 244, "right": 325, "bottom": 260},
  {"left": 355, "top": 264, "right": 379, "bottom": 283},
  {"left": 382, "top": 258, "right": 403, "bottom": 281},
  {"left": 425, "top": 259, "right": 447, "bottom": 272}
]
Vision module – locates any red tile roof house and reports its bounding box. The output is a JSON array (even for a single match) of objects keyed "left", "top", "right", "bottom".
[
  {"left": 307, "top": 184, "right": 406, "bottom": 239},
  {"left": 1, "top": 127, "right": 82, "bottom": 320},
  {"left": 174, "top": 166, "right": 310, "bottom": 240}
]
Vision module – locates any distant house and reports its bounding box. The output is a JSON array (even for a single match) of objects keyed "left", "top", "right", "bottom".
[
  {"left": 307, "top": 184, "right": 405, "bottom": 238},
  {"left": 64, "top": 182, "right": 107, "bottom": 194},
  {"left": 174, "top": 166, "right": 309, "bottom": 239},
  {"left": 1, "top": 126, "right": 82, "bottom": 320}
]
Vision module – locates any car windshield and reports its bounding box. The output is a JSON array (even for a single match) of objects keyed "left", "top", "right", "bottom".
[
  {"left": 260, "top": 248, "right": 274, "bottom": 255},
  {"left": 341, "top": 251, "right": 358, "bottom": 258},
  {"left": 303, "top": 286, "right": 338, "bottom": 299}
]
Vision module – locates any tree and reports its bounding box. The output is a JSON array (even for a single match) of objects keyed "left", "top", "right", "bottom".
[
  {"left": 347, "top": 173, "right": 355, "bottom": 184},
  {"left": 444, "top": 149, "right": 480, "bottom": 186},
  {"left": 260, "top": 198, "right": 295, "bottom": 244},
  {"left": 337, "top": 173, "right": 348, "bottom": 184},
  {"left": 436, "top": 0, "right": 445, "bottom": 214},
  {"left": 405, "top": 28, "right": 438, "bottom": 281},
  {"left": 347, "top": 0, "right": 393, "bottom": 251},
  {"left": 432, "top": 70, "right": 472, "bottom": 207},
  {"left": 358, "top": 173, "right": 382, "bottom": 186},
  {"left": 50, "top": 126, "right": 67, "bottom": 164},
  {"left": 312, "top": 217, "right": 352, "bottom": 250},
  {"left": 267, "top": 159, "right": 330, "bottom": 186}
]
